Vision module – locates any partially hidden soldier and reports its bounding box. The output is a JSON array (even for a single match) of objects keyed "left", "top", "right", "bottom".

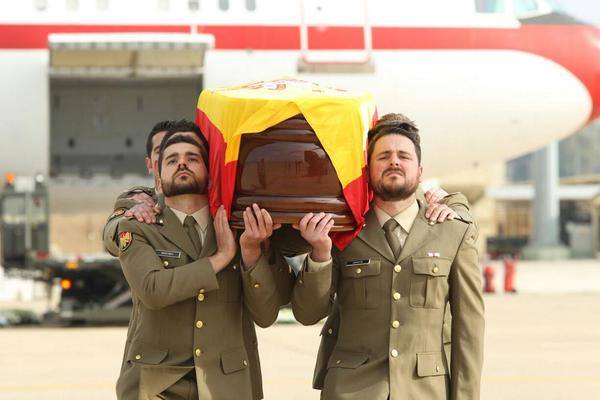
[
  {"left": 112, "top": 122, "right": 280, "bottom": 399},
  {"left": 290, "top": 114, "right": 485, "bottom": 400}
]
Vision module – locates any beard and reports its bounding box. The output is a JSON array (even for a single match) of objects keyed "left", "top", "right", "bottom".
[
  {"left": 161, "top": 166, "right": 207, "bottom": 196},
  {"left": 372, "top": 168, "right": 419, "bottom": 201}
]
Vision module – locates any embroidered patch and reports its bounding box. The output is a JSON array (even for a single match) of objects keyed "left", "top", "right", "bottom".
[
  {"left": 109, "top": 208, "right": 126, "bottom": 220},
  {"left": 119, "top": 231, "right": 133, "bottom": 252}
]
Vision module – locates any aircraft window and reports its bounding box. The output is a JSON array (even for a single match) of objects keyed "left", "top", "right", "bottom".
[
  {"left": 34, "top": 0, "right": 47, "bottom": 11},
  {"left": 97, "top": 0, "right": 109, "bottom": 11},
  {"left": 188, "top": 0, "right": 200, "bottom": 11},
  {"left": 66, "top": 0, "right": 79, "bottom": 11},
  {"left": 158, "top": 0, "right": 170, "bottom": 11},
  {"left": 475, "top": 0, "right": 505, "bottom": 13},
  {"left": 246, "top": 0, "right": 256, "bottom": 11},
  {"left": 513, "top": 0, "right": 538, "bottom": 14},
  {"left": 219, "top": 0, "right": 229, "bottom": 11}
]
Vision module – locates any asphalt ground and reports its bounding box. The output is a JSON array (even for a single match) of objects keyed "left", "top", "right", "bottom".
[{"left": 1, "top": 292, "right": 599, "bottom": 400}]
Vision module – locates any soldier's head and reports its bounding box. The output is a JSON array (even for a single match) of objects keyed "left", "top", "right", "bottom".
[
  {"left": 367, "top": 113, "right": 423, "bottom": 201},
  {"left": 145, "top": 120, "right": 176, "bottom": 175},
  {"left": 157, "top": 133, "right": 208, "bottom": 197}
]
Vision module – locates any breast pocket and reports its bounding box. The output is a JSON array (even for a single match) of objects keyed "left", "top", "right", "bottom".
[
  {"left": 339, "top": 259, "right": 382, "bottom": 309},
  {"left": 410, "top": 257, "right": 451, "bottom": 309}
]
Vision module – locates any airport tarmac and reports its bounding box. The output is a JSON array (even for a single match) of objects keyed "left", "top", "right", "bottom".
[{"left": 0, "top": 291, "right": 599, "bottom": 400}]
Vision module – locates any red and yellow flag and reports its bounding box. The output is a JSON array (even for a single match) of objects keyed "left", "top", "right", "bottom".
[{"left": 196, "top": 78, "right": 377, "bottom": 249}]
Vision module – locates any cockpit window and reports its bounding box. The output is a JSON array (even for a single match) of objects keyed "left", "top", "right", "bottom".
[
  {"left": 475, "top": 0, "right": 505, "bottom": 13},
  {"left": 219, "top": 0, "right": 229, "bottom": 11},
  {"left": 513, "top": 0, "right": 539, "bottom": 15}
]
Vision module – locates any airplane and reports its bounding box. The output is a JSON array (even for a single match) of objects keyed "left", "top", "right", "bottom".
[{"left": 0, "top": 0, "right": 598, "bottom": 180}]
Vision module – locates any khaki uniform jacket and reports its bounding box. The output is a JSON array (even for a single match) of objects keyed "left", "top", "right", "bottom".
[
  {"left": 291, "top": 199, "right": 485, "bottom": 400},
  {"left": 116, "top": 207, "right": 279, "bottom": 400}
]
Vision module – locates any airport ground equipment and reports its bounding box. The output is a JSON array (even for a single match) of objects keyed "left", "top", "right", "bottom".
[{"left": 0, "top": 174, "right": 130, "bottom": 325}]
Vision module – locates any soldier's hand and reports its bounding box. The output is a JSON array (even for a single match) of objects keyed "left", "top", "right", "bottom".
[
  {"left": 425, "top": 203, "right": 457, "bottom": 224},
  {"left": 293, "top": 212, "right": 334, "bottom": 262},
  {"left": 129, "top": 192, "right": 155, "bottom": 208},
  {"left": 240, "top": 204, "right": 281, "bottom": 269},
  {"left": 209, "top": 206, "right": 237, "bottom": 273},
  {"left": 125, "top": 203, "right": 158, "bottom": 224},
  {"left": 424, "top": 187, "right": 448, "bottom": 205}
]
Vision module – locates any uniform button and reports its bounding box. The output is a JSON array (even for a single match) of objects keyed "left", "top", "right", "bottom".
[
  {"left": 327, "top": 328, "right": 333, "bottom": 335},
  {"left": 356, "top": 268, "right": 362, "bottom": 274},
  {"left": 232, "top": 265, "right": 237, "bottom": 270},
  {"left": 197, "top": 293, "right": 205, "bottom": 301},
  {"left": 196, "top": 320, "right": 204, "bottom": 329},
  {"left": 298, "top": 279, "right": 303, "bottom": 284},
  {"left": 436, "top": 365, "right": 440, "bottom": 372},
  {"left": 393, "top": 292, "right": 401, "bottom": 300},
  {"left": 336, "top": 359, "right": 341, "bottom": 364},
  {"left": 253, "top": 283, "right": 261, "bottom": 288},
  {"left": 390, "top": 349, "right": 399, "bottom": 358},
  {"left": 432, "top": 266, "right": 439, "bottom": 274},
  {"left": 199, "top": 288, "right": 205, "bottom": 293},
  {"left": 195, "top": 348, "right": 202, "bottom": 357},
  {"left": 394, "top": 265, "right": 402, "bottom": 273},
  {"left": 243, "top": 360, "right": 248, "bottom": 366},
  {"left": 163, "top": 260, "right": 169, "bottom": 267},
  {"left": 135, "top": 354, "right": 141, "bottom": 360},
  {"left": 158, "top": 219, "right": 164, "bottom": 224},
  {"left": 392, "top": 320, "right": 400, "bottom": 329}
]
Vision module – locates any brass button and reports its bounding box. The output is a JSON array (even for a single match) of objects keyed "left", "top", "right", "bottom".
[
  {"left": 298, "top": 279, "right": 303, "bottom": 284},
  {"left": 390, "top": 349, "right": 399, "bottom": 358},
  {"left": 436, "top": 365, "right": 440, "bottom": 372},
  {"left": 392, "top": 320, "right": 400, "bottom": 329},
  {"left": 199, "top": 288, "right": 205, "bottom": 294},
  {"left": 196, "top": 320, "right": 204, "bottom": 329},
  {"left": 243, "top": 360, "right": 248, "bottom": 366},
  {"left": 432, "top": 266, "right": 439, "bottom": 274},
  {"left": 232, "top": 265, "right": 237, "bottom": 270},
  {"left": 253, "top": 283, "right": 260, "bottom": 288},
  {"left": 394, "top": 265, "right": 402, "bottom": 273},
  {"left": 356, "top": 268, "right": 362, "bottom": 274},
  {"left": 195, "top": 348, "right": 202, "bottom": 357},
  {"left": 327, "top": 328, "right": 333, "bottom": 335},
  {"left": 336, "top": 359, "right": 341, "bottom": 364},
  {"left": 393, "top": 292, "right": 401, "bottom": 300},
  {"left": 197, "top": 293, "right": 205, "bottom": 301},
  {"left": 158, "top": 219, "right": 164, "bottom": 224},
  {"left": 163, "top": 260, "right": 169, "bottom": 267},
  {"left": 135, "top": 354, "right": 141, "bottom": 360}
]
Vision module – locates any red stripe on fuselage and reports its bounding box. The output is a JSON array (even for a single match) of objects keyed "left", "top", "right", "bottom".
[{"left": 2, "top": 23, "right": 599, "bottom": 120}]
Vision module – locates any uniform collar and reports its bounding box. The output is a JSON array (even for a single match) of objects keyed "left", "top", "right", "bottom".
[
  {"left": 373, "top": 199, "right": 419, "bottom": 234},
  {"left": 169, "top": 205, "right": 210, "bottom": 232}
]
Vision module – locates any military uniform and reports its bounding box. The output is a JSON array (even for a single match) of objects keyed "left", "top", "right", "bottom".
[
  {"left": 291, "top": 198, "right": 484, "bottom": 400},
  {"left": 115, "top": 206, "right": 279, "bottom": 400}
]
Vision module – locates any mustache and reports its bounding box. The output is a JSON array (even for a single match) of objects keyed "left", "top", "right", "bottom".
[
  {"left": 383, "top": 167, "right": 404, "bottom": 176},
  {"left": 173, "top": 164, "right": 194, "bottom": 178}
]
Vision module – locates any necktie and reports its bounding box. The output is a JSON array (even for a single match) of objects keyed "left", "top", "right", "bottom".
[
  {"left": 383, "top": 218, "right": 402, "bottom": 259},
  {"left": 184, "top": 215, "right": 202, "bottom": 255}
]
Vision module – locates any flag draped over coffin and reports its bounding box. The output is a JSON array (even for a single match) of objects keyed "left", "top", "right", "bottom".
[{"left": 196, "top": 78, "right": 377, "bottom": 249}]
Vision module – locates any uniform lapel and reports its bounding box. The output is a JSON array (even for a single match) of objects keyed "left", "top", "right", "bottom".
[
  {"left": 357, "top": 209, "right": 396, "bottom": 264},
  {"left": 397, "top": 200, "right": 438, "bottom": 263},
  {"left": 158, "top": 207, "right": 199, "bottom": 259}
]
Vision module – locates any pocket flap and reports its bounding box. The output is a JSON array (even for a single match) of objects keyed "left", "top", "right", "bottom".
[
  {"left": 341, "top": 260, "right": 381, "bottom": 279},
  {"left": 412, "top": 257, "right": 451, "bottom": 277},
  {"left": 126, "top": 342, "right": 168, "bottom": 365},
  {"left": 221, "top": 346, "right": 249, "bottom": 375},
  {"left": 327, "top": 349, "right": 369, "bottom": 369},
  {"left": 417, "top": 351, "right": 447, "bottom": 377}
]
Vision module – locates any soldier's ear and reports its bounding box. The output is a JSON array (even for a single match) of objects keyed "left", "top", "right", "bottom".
[
  {"left": 156, "top": 176, "right": 163, "bottom": 194},
  {"left": 145, "top": 157, "right": 152, "bottom": 174},
  {"left": 418, "top": 165, "right": 423, "bottom": 183}
]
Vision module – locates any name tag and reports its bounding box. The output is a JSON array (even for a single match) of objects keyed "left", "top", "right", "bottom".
[
  {"left": 345, "top": 259, "right": 370, "bottom": 267},
  {"left": 156, "top": 250, "right": 181, "bottom": 258}
]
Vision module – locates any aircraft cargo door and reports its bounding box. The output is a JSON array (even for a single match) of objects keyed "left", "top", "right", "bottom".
[{"left": 50, "top": 78, "right": 201, "bottom": 177}]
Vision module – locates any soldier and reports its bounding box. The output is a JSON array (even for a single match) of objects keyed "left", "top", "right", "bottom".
[
  {"left": 291, "top": 115, "right": 485, "bottom": 399},
  {"left": 116, "top": 131, "right": 281, "bottom": 400}
]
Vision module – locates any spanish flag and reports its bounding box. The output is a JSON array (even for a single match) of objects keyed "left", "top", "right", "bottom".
[{"left": 196, "top": 78, "right": 377, "bottom": 249}]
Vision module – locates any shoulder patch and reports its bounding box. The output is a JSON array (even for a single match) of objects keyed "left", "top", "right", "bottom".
[
  {"left": 109, "top": 208, "right": 126, "bottom": 220},
  {"left": 119, "top": 231, "right": 133, "bottom": 252}
]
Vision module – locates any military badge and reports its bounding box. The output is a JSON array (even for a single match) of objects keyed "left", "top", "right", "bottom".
[
  {"left": 119, "top": 231, "right": 133, "bottom": 252},
  {"left": 109, "top": 208, "right": 126, "bottom": 220}
]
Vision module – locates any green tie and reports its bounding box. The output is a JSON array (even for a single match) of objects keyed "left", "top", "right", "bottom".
[
  {"left": 383, "top": 218, "right": 401, "bottom": 259},
  {"left": 184, "top": 215, "right": 202, "bottom": 255}
]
